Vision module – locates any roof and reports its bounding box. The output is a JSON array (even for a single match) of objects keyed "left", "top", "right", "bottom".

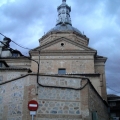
[
  {"left": 12, "top": 50, "right": 23, "bottom": 56},
  {"left": 45, "top": 0, "right": 83, "bottom": 37},
  {"left": 0, "top": 67, "right": 32, "bottom": 72},
  {"left": 0, "top": 60, "right": 9, "bottom": 67},
  {"left": 107, "top": 94, "right": 120, "bottom": 101},
  {"left": 47, "top": 24, "right": 82, "bottom": 35},
  {"left": 107, "top": 94, "right": 119, "bottom": 97}
]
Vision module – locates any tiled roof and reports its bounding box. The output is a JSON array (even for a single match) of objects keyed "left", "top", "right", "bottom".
[{"left": 0, "top": 67, "right": 32, "bottom": 72}]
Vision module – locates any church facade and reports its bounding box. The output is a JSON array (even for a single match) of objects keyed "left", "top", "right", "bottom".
[{"left": 0, "top": 0, "right": 109, "bottom": 120}]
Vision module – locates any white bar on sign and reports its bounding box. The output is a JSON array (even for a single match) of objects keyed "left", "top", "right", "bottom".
[{"left": 29, "top": 104, "right": 37, "bottom": 107}]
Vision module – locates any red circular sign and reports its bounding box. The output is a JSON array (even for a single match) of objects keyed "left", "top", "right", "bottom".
[{"left": 28, "top": 100, "right": 38, "bottom": 111}]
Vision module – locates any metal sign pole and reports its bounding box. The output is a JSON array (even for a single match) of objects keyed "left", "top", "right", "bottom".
[{"left": 32, "top": 115, "right": 34, "bottom": 120}]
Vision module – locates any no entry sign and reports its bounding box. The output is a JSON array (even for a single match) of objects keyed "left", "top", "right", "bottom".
[{"left": 28, "top": 100, "right": 38, "bottom": 111}]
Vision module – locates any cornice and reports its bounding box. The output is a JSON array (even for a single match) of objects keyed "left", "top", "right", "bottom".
[
  {"left": 39, "top": 31, "right": 89, "bottom": 42},
  {"left": 95, "top": 57, "right": 107, "bottom": 63},
  {"left": 30, "top": 50, "right": 96, "bottom": 56}
]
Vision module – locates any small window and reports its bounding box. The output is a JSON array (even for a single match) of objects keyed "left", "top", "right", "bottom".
[
  {"left": 12, "top": 53, "right": 18, "bottom": 57},
  {"left": 61, "top": 43, "right": 64, "bottom": 47},
  {"left": 0, "top": 62, "right": 2, "bottom": 67},
  {"left": 58, "top": 68, "right": 66, "bottom": 74}
]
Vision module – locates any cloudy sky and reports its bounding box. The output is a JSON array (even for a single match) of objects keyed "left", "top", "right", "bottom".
[{"left": 0, "top": 0, "right": 120, "bottom": 96}]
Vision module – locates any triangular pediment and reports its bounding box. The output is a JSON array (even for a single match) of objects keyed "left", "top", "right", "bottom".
[{"left": 33, "top": 37, "right": 96, "bottom": 52}]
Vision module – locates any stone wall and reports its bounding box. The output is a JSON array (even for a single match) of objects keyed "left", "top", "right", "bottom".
[
  {"left": 95, "top": 62, "right": 107, "bottom": 100},
  {"left": 0, "top": 74, "right": 109, "bottom": 120},
  {"left": 0, "top": 70, "right": 29, "bottom": 83},
  {"left": 37, "top": 76, "right": 82, "bottom": 120},
  {"left": 0, "top": 75, "right": 37, "bottom": 120},
  {"left": 0, "top": 75, "right": 83, "bottom": 120},
  {"left": 0, "top": 77, "right": 26, "bottom": 120},
  {"left": 88, "top": 82, "right": 109, "bottom": 120},
  {"left": 40, "top": 32, "right": 88, "bottom": 46},
  {"left": 31, "top": 56, "right": 94, "bottom": 74}
]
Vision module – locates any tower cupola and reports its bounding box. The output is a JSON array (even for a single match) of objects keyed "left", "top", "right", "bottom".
[{"left": 56, "top": 0, "right": 72, "bottom": 26}]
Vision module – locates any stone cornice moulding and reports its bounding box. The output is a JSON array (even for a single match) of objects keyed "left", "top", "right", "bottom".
[
  {"left": 30, "top": 50, "right": 96, "bottom": 56},
  {"left": 39, "top": 31, "right": 89, "bottom": 42}
]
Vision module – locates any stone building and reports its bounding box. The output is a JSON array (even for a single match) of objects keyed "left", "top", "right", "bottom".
[
  {"left": 0, "top": 0, "right": 109, "bottom": 119},
  {"left": 107, "top": 94, "right": 120, "bottom": 120}
]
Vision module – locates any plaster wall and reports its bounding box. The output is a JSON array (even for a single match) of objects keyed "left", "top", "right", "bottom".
[{"left": 89, "top": 76, "right": 101, "bottom": 96}]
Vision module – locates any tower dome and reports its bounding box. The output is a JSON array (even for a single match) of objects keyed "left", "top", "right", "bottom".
[{"left": 47, "top": 0, "right": 82, "bottom": 35}]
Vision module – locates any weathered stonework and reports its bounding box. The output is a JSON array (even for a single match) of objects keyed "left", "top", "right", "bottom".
[
  {"left": 38, "top": 87, "right": 80, "bottom": 101},
  {"left": 36, "top": 118, "right": 81, "bottom": 120},
  {"left": 39, "top": 76, "right": 81, "bottom": 88},
  {"left": 37, "top": 100, "right": 80, "bottom": 115},
  {"left": 88, "top": 83, "right": 109, "bottom": 119},
  {"left": 0, "top": 1, "right": 108, "bottom": 119},
  {"left": 0, "top": 74, "right": 109, "bottom": 120},
  {"left": 37, "top": 76, "right": 81, "bottom": 118}
]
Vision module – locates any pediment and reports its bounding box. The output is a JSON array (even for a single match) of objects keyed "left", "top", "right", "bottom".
[{"left": 33, "top": 37, "right": 96, "bottom": 52}]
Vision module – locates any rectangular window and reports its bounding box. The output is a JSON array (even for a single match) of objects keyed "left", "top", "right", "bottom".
[
  {"left": 0, "top": 62, "right": 2, "bottom": 67},
  {"left": 58, "top": 68, "right": 66, "bottom": 74}
]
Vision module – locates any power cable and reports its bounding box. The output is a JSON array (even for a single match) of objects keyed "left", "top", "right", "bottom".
[
  {"left": 0, "top": 32, "right": 32, "bottom": 50},
  {"left": 0, "top": 32, "right": 89, "bottom": 91},
  {"left": 0, "top": 73, "right": 89, "bottom": 90},
  {"left": 11, "top": 40, "right": 32, "bottom": 50},
  {"left": 0, "top": 33, "right": 6, "bottom": 37},
  {"left": 107, "top": 86, "right": 120, "bottom": 93}
]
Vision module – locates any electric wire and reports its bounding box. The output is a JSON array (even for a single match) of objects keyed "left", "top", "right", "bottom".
[
  {"left": 0, "top": 32, "right": 6, "bottom": 37},
  {"left": 107, "top": 86, "right": 120, "bottom": 93},
  {"left": 0, "top": 32, "right": 32, "bottom": 50},
  {"left": 0, "top": 40, "right": 89, "bottom": 90},
  {"left": 0, "top": 33, "right": 95, "bottom": 90},
  {"left": 11, "top": 40, "right": 32, "bottom": 50},
  {"left": 0, "top": 73, "right": 89, "bottom": 90}
]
